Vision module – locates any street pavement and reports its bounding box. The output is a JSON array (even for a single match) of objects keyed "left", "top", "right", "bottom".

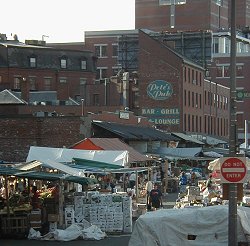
[{"left": 1, "top": 192, "right": 179, "bottom": 246}]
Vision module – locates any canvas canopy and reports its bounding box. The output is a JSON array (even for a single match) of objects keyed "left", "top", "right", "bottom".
[
  {"left": 26, "top": 146, "right": 128, "bottom": 167},
  {"left": 0, "top": 165, "right": 96, "bottom": 185},
  {"left": 129, "top": 206, "right": 250, "bottom": 246},
  {"left": 155, "top": 147, "right": 202, "bottom": 158}
]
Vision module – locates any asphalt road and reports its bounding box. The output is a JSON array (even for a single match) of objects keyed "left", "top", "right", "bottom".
[{"left": 0, "top": 192, "right": 178, "bottom": 246}]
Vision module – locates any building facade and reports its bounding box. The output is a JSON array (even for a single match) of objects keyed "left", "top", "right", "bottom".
[
  {"left": 138, "top": 30, "right": 230, "bottom": 137},
  {"left": 0, "top": 38, "right": 97, "bottom": 105}
]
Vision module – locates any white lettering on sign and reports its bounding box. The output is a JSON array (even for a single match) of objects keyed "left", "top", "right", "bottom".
[
  {"left": 160, "top": 108, "right": 180, "bottom": 115},
  {"left": 222, "top": 168, "right": 246, "bottom": 173},
  {"left": 142, "top": 108, "right": 155, "bottom": 114},
  {"left": 154, "top": 118, "right": 180, "bottom": 125},
  {"left": 223, "top": 161, "right": 244, "bottom": 167},
  {"left": 226, "top": 173, "right": 241, "bottom": 178}
]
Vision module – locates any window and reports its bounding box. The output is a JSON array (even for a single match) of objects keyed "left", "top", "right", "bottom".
[
  {"left": 213, "top": 37, "right": 219, "bottom": 53},
  {"left": 44, "top": 77, "right": 52, "bottom": 90},
  {"left": 29, "top": 57, "right": 36, "bottom": 68},
  {"left": 93, "top": 94, "right": 100, "bottom": 106},
  {"left": 224, "top": 66, "right": 230, "bottom": 77},
  {"left": 184, "top": 90, "right": 186, "bottom": 106},
  {"left": 216, "top": 66, "right": 223, "bottom": 77},
  {"left": 13, "top": 77, "right": 21, "bottom": 89},
  {"left": 59, "top": 77, "right": 67, "bottom": 83},
  {"left": 112, "top": 44, "right": 118, "bottom": 57},
  {"left": 60, "top": 58, "right": 67, "bottom": 69},
  {"left": 236, "top": 65, "right": 243, "bottom": 77},
  {"left": 29, "top": 77, "right": 36, "bottom": 90},
  {"left": 96, "top": 67, "right": 108, "bottom": 80},
  {"left": 216, "top": 64, "right": 243, "bottom": 78},
  {"left": 81, "top": 59, "right": 87, "bottom": 70},
  {"left": 95, "top": 45, "right": 107, "bottom": 58}
]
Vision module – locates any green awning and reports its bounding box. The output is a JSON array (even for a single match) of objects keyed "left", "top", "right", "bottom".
[
  {"left": 72, "top": 157, "right": 124, "bottom": 170},
  {"left": 0, "top": 166, "right": 96, "bottom": 186}
]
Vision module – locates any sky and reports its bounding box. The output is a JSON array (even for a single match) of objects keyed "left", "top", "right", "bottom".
[{"left": 2, "top": 0, "right": 135, "bottom": 43}]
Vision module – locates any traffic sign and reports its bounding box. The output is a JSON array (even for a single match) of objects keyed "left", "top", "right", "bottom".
[{"left": 220, "top": 157, "right": 247, "bottom": 183}]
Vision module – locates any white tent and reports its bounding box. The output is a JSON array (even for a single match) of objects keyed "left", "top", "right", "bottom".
[
  {"left": 26, "top": 146, "right": 128, "bottom": 167},
  {"left": 129, "top": 206, "right": 250, "bottom": 246}
]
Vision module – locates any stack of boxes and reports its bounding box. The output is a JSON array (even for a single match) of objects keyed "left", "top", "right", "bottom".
[
  {"left": 29, "top": 209, "right": 42, "bottom": 229},
  {"left": 47, "top": 214, "right": 59, "bottom": 232},
  {"left": 64, "top": 192, "right": 132, "bottom": 233}
]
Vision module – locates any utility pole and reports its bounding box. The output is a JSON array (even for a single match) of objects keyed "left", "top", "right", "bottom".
[{"left": 228, "top": 0, "right": 237, "bottom": 245}]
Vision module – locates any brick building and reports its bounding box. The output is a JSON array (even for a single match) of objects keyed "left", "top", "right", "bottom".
[
  {"left": 138, "top": 30, "right": 230, "bottom": 136},
  {"left": 135, "top": 0, "right": 250, "bottom": 32},
  {"left": 0, "top": 36, "right": 97, "bottom": 105}
]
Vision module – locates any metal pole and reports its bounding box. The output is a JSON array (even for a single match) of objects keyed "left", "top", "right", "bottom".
[
  {"left": 81, "top": 99, "right": 85, "bottom": 116},
  {"left": 228, "top": 0, "right": 237, "bottom": 245},
  {"left": 245, "top": 120, "right": 248, "bottom": 149}
]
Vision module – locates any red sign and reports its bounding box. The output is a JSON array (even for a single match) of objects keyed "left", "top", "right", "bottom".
[{"left": 220, "top": 157, "right": 247, "bottom": 183}]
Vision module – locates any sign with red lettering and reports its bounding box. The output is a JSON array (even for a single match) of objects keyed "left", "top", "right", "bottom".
[{"left": 220, "top": 157, "right": 247, "bottom": 183}]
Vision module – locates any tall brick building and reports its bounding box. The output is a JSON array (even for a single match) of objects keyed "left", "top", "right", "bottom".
[{"left": 135, "top": 0, "right": 250, "bottom": 32}]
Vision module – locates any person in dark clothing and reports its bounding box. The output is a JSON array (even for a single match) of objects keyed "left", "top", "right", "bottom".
[
  {"left": 149, "top": 184, "right": 163, "bottom": 211},
  {"left": 30, "top": 186, "right": 39, "bottom": 209}
]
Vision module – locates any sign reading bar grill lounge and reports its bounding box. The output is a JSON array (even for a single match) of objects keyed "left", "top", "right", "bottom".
[
  {"left": 141, "top": 107, "right": 180, "bottom": 125},
  {"left": 147, "top": 80, "right": 173, "bottom": 100}
]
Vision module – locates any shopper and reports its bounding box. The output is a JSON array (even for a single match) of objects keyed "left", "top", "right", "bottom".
[
  {"left": 30, "top": 185, "right": 39, "bottom": 209},
  {"left": 149, "top": 183, "right": 163, "bottom": 211},
  {"left": 179, "top": 171, "right": 188, "bottom": 193},
  {"left": 145, "top": 179, "right": 153, "bottom": 210},
  {"left": 129, "top": 172, "right": 136, "bottom": 188}
]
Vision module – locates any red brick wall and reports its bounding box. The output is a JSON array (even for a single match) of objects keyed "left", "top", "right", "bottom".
[
  {"left": 135, "top": 0, "right": 229, "bottom": 32},
  {"left": 0, "top": 116, "right": 83, "bottom": 162}
]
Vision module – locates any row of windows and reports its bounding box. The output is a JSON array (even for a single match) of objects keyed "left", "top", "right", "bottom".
[
  {"left": 96, "top": 67, "right": 121, "bottom": 80},
  {"left": 94, "top": 44, "right": 118, "bottom": 58},
  {"left": 213, "top": 37, "right": 250, "bottom": 54},
  {"left": 183, "top": 114, "right": 202, "bottom": 133},
  {"left": 184, "top": 90, "right": 202, "bottom": 109},
  {"left": 13, "top": 76, "right": 88, "bottom": 90},
  {"left": 183, "top": 114, "right": 228, "bottom": 137},
  {"left": 27, "top": 56, "right": 87, "bottom": 70},
  {"left": 204, "top": 90, "right": 229, "bottom": 110},
  {"left": 204, "top": 115, "right": 229, "bottom": 137},
  {"left": 184, "top": 67, "right": 202, "bottom": 86},
  {"left": 216, "top": 64, "right": 243, "bottom": 78}
]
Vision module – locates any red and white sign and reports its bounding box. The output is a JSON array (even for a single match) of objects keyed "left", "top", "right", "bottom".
[{"left": 220, "top": 157, "right": 247, "bottom": 183}]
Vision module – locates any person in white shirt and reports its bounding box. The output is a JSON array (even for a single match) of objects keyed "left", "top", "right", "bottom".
[{"left": 144, "top": 178, "right": 153, "bottom": 210}]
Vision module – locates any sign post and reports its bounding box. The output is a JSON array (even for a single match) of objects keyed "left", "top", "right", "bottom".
[
  {"left": 220, "top": 157, "right": 247, "bottom": 246},
  {"left": 220, "top": 157, "right": 247, "bottom": 184}
]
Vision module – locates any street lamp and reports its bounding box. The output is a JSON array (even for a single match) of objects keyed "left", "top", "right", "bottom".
[{"left": 81, "top": 99, "right": 85, "bottom": 116}]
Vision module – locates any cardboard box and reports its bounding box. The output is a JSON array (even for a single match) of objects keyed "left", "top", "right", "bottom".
[
  {"left": 48, "top": 214, "right": 59, "bottom": 222},
  {"left": 29, "top": 214, "right": 41, "bottom": 221}
]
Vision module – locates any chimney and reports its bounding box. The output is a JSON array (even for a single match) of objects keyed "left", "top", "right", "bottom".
[{"left": 20, "top": 77, "right": 29, "bottom": 103}]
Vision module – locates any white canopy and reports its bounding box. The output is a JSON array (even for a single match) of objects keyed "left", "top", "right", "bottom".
[
  {"left": 129, "top": 206, "right": 250, "bottom": 246},
  {"left": 26, "top": 146, "right": 128, "bottom": 167}
]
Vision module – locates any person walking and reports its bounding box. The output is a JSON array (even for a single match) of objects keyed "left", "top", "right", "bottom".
[
  {"left": 149, "top": 183, "right": 163, "bottom": 211},
  {"left": 145, "top": 179, "right": 153, "bottom": 210},
  {"left": 129, "top": 172, "right": 136, "bottom": 189},
  {"left": 179, "top": 171, "right": 188, "bottom": 193}
]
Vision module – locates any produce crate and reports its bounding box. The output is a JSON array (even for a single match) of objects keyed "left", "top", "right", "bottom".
[{"left": 0, "top": 215, "right": 29, "bottom": 238}]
